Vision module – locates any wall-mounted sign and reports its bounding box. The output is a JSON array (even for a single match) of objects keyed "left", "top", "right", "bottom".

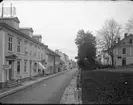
[{"left": 2, "top": 65, "right": 11, "bottom": 70}]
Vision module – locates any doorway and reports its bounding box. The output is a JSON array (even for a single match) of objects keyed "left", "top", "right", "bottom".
[
  {"left": 122, "top": 58, "right": 126, "bottom": 66},
  {"left": 8, "top": 60, "right": 14, "bottom": 80}
]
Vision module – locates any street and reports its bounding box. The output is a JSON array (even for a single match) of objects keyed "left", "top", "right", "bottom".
[{"left": 0, "top": 68, "right": 78, "bottom": 104}]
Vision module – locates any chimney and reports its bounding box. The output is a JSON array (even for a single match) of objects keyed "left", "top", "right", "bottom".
[
  {"left": 0, "top": 17, "right": 20, "bottom": 29},
  {"left": 124, "top": 33, "right": 128, "bottom": 38},
  {"left": 32, "top": 35, "right": 42, "bottom": 43},
  {"left": 19, "top": 28, "right": 34, "bottom": 37}
]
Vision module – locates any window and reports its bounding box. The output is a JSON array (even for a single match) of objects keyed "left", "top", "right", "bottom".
[
  {"left": 123, "top": 48, "right": 126, "bottom": 54},
  {"left": 17, "top": 60, "right": 20, "bottom": 73},
  {"left": 30, "top": 44, "right": 32, "bottom": 56},
  {"left": 24, "top": 60, "right": 27, "bottom": 72},
  {"left": 34, "top": 46, "right": 37, "bottom": 57},
  {"left": 34, "top": 63, "right": 37, "bottom": 72},
  {"left": 116, "top": 48, "right": 118, "bottom": 55},
  {"left": 24, "top": 41, "right": 28, "bottom": 55},
  {"left": 8, "top": 36, "right": 13, "bottom": 51},
  {"left": 38, "top": 52, "right": 40, "bottom": 59},
  {"left": 129, "top": 39, "right": 133, "bottom": 44},
  {"left": 17, "top": 39, "right": 20, "bottom": 52},
  {"left": 130, "top": 47, "right": 132, "bottom": 56}
]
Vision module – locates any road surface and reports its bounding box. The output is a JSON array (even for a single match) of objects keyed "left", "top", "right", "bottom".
[{"left": 0, "top": 68, "right": 78, "bottom": 104}]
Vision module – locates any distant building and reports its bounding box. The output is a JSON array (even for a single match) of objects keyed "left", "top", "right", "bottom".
[
  {"left": 63, "top": 53, "right": 69, "bottom": 70},
  {"left": 69, "top": 59, "right": 77, "bottom": 69},
  {"left": 46, "top": 48, "right": 60, "bottom": 74},
  {"left": 55, "top": 49, "right": 70, "bottom": 70},
  {"left": 110, "top": 33, "right": 133, "bottom": 66},
  {"left": 100, "top": 50, "right": 112, "bottom": 65}
]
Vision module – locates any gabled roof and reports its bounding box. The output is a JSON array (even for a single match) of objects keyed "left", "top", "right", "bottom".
[{"left": 109, "top": 34, "right": 133, "bottom": 50}]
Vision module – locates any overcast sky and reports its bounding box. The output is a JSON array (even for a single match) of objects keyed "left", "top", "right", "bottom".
[{"left": 1, "top": 1, "right": 133, "bottom": 60}]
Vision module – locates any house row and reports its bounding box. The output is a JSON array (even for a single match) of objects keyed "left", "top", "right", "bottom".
[
  {"left": 98, "top": 33, "right": 133, "bottom": 67},
  {"left": 55, "top": 49, "right": 71, "bottom": 70},
  {"left": 0, "top": 16, "right": 62, "bottom": 88}
]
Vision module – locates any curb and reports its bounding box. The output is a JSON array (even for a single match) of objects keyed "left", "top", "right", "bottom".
[
  {"left": 60, "top": 73, "right": 80, "bottom": 104},
  {"left": 0, "top": 70, "right": 69, "bottom": 99}
]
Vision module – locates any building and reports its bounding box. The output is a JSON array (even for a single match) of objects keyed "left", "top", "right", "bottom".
[
  {"left": 0, "top": 17, "right": 48, "bottom": 88},
  {"left": 100, "top": 50, "right": 112, "bottom": 65},
  {"left": 55, "top": 49, "right": 66, "bottom": 71},
  {"left": 69, "top": 59, "right": 77, "bottom": 69},
  {"left": 46, "top": 48, "right": 60, "bottom": 74},
  {"left": 63, "top": 53, "right": 69, "bottom": 70},
  {"left": 110, "top": 33, "right": 133, "bottom": 66},
  {"left": 55, "top": 49, "right": 70, "bottom": 71}
]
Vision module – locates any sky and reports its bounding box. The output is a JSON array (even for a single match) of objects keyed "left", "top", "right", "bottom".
[{"left": 1, "top": 1, "right": 133, "bottom": 60}]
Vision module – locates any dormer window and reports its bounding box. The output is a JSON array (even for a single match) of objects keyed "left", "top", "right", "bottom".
[{"left": 129, "top": 39, "right": 133, "bottom": 44}]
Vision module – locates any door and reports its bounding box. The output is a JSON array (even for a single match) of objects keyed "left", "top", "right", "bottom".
[
  {"left": 122, "top": 58, "right": 126, "bottom": 66},
  {"left": 8, "top": 60, "right": 13, "bottom": 80}
]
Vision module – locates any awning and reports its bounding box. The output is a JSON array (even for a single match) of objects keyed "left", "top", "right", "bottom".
[{"left": 38, "top": 62, "right": 46, "bottom": 70}]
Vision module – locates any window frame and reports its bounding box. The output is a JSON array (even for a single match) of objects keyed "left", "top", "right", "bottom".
[
  {"left": 24, "top": 41, "right": 28, "bottom": 55},
  {"left": 24, "top": 60, "right": 27, "bottom": 72},
  {"left": 129, "top": 39, "right": 133, "bottom": 44},
  {"left": 17, "top": 60, "right": 20, "bottom": 73},
  {"left": 122, "top": 48, "right": 126, "bottom": 54},
  {"left": 8, "top": 36, "right": 13, "bottom": 51},
  {"left": 17, "top": 39, "right": 21, "bottom": 53}
]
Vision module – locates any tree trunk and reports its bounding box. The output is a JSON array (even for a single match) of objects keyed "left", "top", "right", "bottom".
[{"left": 111, "top": 54, "right": 114, "bottom": 67}]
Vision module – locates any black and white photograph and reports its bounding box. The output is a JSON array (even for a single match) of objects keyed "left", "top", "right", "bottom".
[{"left": 0, "top": 0, "right": 133, "bottom": 104}]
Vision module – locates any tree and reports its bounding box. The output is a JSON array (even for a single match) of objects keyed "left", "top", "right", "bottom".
[
  {"left": 75, "top": 29, "right": 96, "bottom": 70},
  {"left": 125, "top": 16, "right": 133, "bottom": 33},
  {"left": 97, "top": 19, "right": 122, "bottom": 67}
]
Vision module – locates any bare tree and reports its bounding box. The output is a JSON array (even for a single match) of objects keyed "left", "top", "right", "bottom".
[
  {"left": 125, "top": 16, "right": 133, "bottom": 33},
  {"left": 96, "top": 19, "right": 122, "bottom": 66}
]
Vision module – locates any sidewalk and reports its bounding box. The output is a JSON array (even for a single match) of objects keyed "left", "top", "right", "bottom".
[
  {"left": 60, "top": 74, "right": 82, "bottom": 104},
  {"left": 0, "top": 70, "right": 68, "bottom": 99}
]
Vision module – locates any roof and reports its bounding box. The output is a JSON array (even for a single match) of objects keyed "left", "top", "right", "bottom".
[
  {"left": 19, "top": 27, "right": 34, "bottom": 32},
  {"left": 109, "top": 34, "right": 133, "bottom": 50},
  {"left": 0, "top": 22, "right": 47, "bottom": 48},
  {"left": 46, "top": 48, "right": 60, "bottom": 57},
  {"left": 32, "top": 35, "right": 42, "bottom": 38},
  {"left": 0, "top": 17, "right": 20, "bottom": 23}
]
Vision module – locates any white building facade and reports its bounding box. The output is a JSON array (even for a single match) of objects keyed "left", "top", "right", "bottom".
[
  {"left": 0, "top": 17, "right": 47, "bottom": 88},
  {"left": 112, "top": 34, "right": 133, "bottom": 66}
]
